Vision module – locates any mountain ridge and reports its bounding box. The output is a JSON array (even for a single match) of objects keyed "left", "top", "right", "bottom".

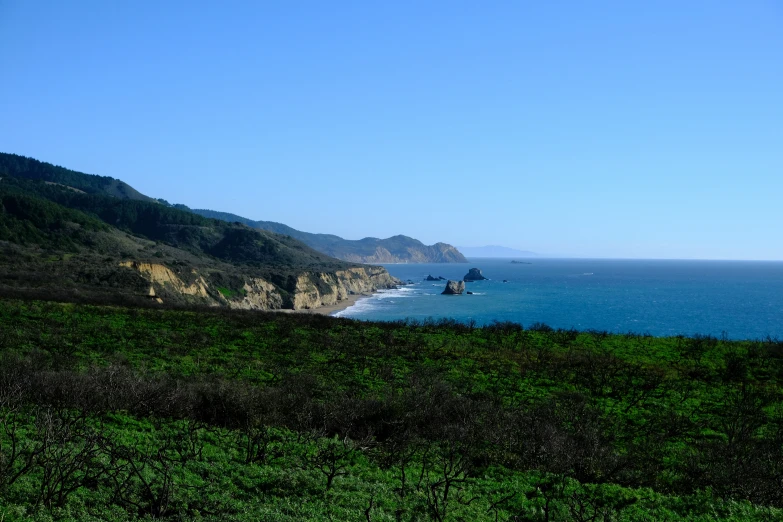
[{"left": 191, "top": 208, "right": 468, "bottom": 264}]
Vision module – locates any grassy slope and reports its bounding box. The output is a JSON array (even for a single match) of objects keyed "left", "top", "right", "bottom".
[{"left": 1, "top": 299, "right": 781, "bottom": 520}]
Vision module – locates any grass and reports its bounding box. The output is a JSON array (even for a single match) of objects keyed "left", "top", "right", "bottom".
[{"left": 0, "top": 298, "right": 781, "bottom": 520}]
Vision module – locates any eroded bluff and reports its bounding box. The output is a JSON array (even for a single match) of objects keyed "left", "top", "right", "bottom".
[{"left": 119, "top": 261, "right": 399, "bottom": 311}]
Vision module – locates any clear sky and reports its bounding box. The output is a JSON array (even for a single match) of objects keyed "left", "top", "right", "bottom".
[{"left": 1, "top": 1, "right": 781, "bottom": 259}]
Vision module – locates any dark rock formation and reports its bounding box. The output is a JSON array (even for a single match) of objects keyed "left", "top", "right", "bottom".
[
  {"left": 442, "top": 280, "right": 465, "bottom": 295},
  {"left": 463, "top": 268, "right": 488, "bottom": 281},
  {"left": 466, "top": 291, "right": 474, "bottom": 295}
]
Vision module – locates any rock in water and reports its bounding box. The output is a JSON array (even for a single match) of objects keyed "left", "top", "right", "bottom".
[
  {"left": 425, "top": 275, "right": 439, "bottom": 281},
  {"left": 442, "top": 280, "right": 465, "bottom": 295},
  {"left": 463, "top": 268, "right": 488, "bottom": 281},
  {"left": 466, "top": 291, "right": 474, "bottom": 295}
]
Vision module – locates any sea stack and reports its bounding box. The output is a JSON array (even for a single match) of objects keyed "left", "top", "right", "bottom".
[
  {"left": 463, "top": 268, "right": 488, "bottom": 281},
  {"left": 442, "top": 280, "right": 466, "bottom": 295}
]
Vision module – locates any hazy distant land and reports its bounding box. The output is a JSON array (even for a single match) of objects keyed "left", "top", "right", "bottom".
[{"left": 457, "top": 245, "right": 538, "bottom": 258}]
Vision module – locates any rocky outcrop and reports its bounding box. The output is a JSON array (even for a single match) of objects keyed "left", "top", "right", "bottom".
[
  {"left": 119, "top": 262, "right": 211, "bottom": 298},
  {"left": 120, "top": 261, "right": 398, "bottom": 312},
  {"left": 442, "top": 280, "right": 465, "bottom": 295},
  {"left": 425, "top": 275, "right": 446, "bottom": 281},
  {"left": 292, "top": 266, "right": 400, "bottom": 310},
  {"left": 234, "top": 278, "right": 284, "bottom": 310},
  {"left": 463, "top": 268, "right": 488, "bottom": 281}
]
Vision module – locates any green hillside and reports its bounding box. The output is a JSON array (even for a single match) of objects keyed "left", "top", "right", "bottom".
[
  {"left": 0, "top": 155, "right": 393, "bottom": 309},
  {"left": 0, "top": 153, "right": 157, "bottom": 203},
  {"left": 192, "top": 208, "right": 469, "bottom": 263}
]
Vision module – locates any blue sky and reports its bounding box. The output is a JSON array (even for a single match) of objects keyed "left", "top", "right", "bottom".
[{"left": 1, "top": 1, "right": 781, "bottom": 259}]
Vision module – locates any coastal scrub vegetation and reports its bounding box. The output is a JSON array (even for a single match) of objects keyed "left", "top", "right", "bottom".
[
  {"left": 1, "top": 299, "right": 782, "bottom": 520},
  {"left": 0, "top": 164, "right": 370, "bottom": 309}
]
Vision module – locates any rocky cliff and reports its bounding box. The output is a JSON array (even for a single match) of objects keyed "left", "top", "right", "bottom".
[
  {"left": 120, "top": 261, "right": 399, "bottom": 311},
  {"left": 292, "top": 266, "right": 399, "bottom": 309}
]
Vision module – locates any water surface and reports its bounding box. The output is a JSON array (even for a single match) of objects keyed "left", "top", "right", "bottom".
[{"left": 336, "top": 258, "right": 783, "bottom": 340}]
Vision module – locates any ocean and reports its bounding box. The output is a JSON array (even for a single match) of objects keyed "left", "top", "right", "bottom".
[{"left": 335, "top": 258, "right": 783, "bottom": 340}]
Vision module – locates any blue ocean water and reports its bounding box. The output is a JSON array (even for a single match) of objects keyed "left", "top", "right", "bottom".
[{"left": 335, "top": 258, "right": 783, "bottom": 340}]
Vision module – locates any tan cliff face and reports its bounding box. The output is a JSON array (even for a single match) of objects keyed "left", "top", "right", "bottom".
[
  {"left": 119, "top": 261, "right": 211, "bottom": 298},
  {"left": 119, "top": 261, "right": 398, "bottom": 312},
  {"left": 235, "top": 278, "right": 283, "bottom": 310},
  {"left": 120, "top": 261, "right": 282, "bottom": 309},
  {"left": 293, "top": 266, "right": 400, "bottom": 310}
]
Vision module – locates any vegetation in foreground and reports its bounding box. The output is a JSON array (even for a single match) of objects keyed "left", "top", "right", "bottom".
[{"left": 1, "top": 298, "right": 782, "bottom": 520}]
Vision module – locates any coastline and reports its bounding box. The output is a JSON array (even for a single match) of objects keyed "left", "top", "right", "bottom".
[{"left": 274, "top": 292, "right": 371, "bottom": 316}]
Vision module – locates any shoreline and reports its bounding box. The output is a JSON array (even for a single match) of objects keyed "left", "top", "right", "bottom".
[{"left": 274, "top": 292, "right": 371, "bottom": 316}]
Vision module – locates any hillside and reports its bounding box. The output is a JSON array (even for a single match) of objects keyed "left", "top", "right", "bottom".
[
  {"left": 0, "top": 154, "right": 399, "bottom": 310},
  {"left": 0, "top": 152, "right": 158, "bottom": 203},
  {"left": 192, "top": 208, "right": 468, "bottom": 263}
]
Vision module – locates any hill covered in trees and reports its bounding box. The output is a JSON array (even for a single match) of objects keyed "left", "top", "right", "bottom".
[
  {"left": 0, "top": 154, "right": 398, "bottom": 310},
  {"left": 191, "top": 208, "right": 468, "bottom": 264},
  {"left": 0, "top": 153, "right": 157, "bottom": 203}
]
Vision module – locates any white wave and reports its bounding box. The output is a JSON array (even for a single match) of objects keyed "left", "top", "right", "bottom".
[
  {"left": 333, "top": 296, "right": 375, "bottom": 317},
  {"left": 334, "top": 287, "right": 417, "bottom": 317},
  {"left": 374, "top": 288, "right": 415, "bottom": 300}
]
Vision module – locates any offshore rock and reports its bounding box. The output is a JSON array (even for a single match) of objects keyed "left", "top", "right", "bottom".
[
  {"left": 463, "top": 268, "right": 488, "bottom": 281},
  {"left": 442, "top": 280, "right": 465, "bottom": 295}
]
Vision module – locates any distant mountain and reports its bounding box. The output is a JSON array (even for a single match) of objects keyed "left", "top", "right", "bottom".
[
  {"left": 458, "top": 245, "right": 538, "bottom": 258},
  {"left": 0, "top": 153, "right": 398, "bottom": 310},
  {"left": 191, "top": 209, "right": 468, "bottom": 264}
]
